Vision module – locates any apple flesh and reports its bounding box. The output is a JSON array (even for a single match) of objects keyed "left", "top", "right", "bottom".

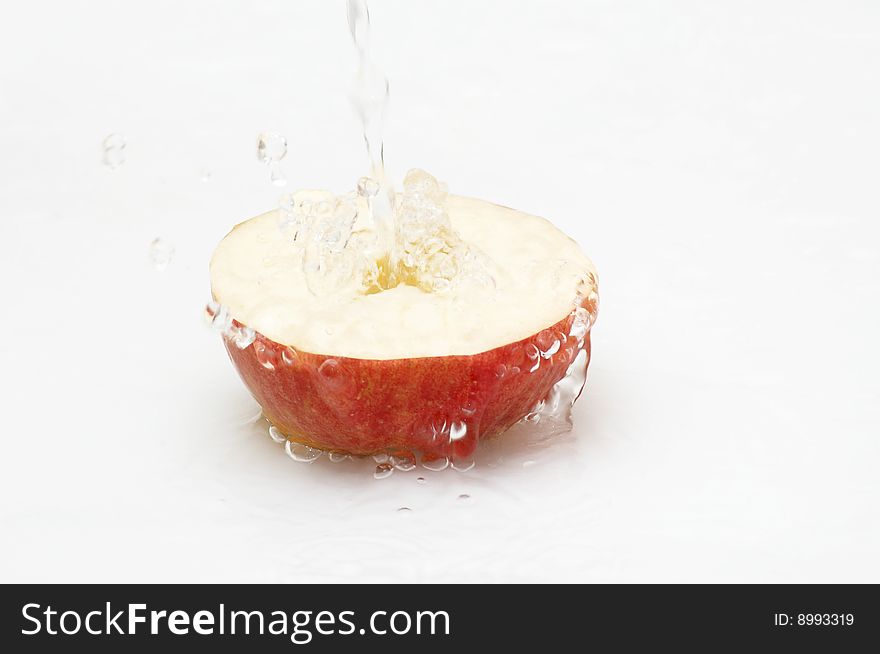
[{"left": 210, "top": 189, "right": 598, "bottom": 460}]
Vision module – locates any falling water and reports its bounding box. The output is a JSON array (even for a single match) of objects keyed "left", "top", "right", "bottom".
[{"left": 347, "top": 0, "right": 395, "bottom": 259}]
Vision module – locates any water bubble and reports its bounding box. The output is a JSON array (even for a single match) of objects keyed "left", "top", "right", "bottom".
[
  {"left": 285, "top": 440, "right": 323, "bottom": 463},
  {"left": 256, "top": 132, "right": 287, "bottom": 164},
  {"left": 461, "top": 401, "right": 478, "bottom": 417},
  {"left": 200, "top": 169, "right": 213, "bottom": 183},
  {"left": 458, "top": 493, "right": 472, "bottom": 502},
  {"left": 422, "top": 456, "right": 449, "bottom": 472},
  {"left": 254, "top": 341, "right": 276, "bottom": 369},
  {"left": 357, "top": 176, "right": 380, "bottom": 197},
  {"left": 233, "top": 326, "right": 256, "bottom": 349},
  {"left": 102, "top": 133, "right": 126, "bottom": 169},
  {"left": 449, "top": 421, "right": 468, "bottom": 441},
  {"left": 149, "top": 238, "right": 175, "bottom": 271},
  {"left": 372, "top": 453, "right": 389, "bottom": 464},
  {"left": 522, "top": 460, "right": 537, "bottom": 468},
  {"left": 268, "top": 425, "right": 287, "bottom": 444},
  {"left": 416, "top": 477, "right": 426, "bottom": 484},
  {"left": 328, "top": 452, "right": 350, "bottom": 463},
  {"left": 451, "top": 457, "right": 476, "bottom": 472},
  {"left": 373, "top": 463, "right": 394, "bottom": 479},
  {"left": 396, "top": 507, "right": 412, "bottom": 513},
  {"left": 494, "top": 364, "right": 507, "bottom": 379}
]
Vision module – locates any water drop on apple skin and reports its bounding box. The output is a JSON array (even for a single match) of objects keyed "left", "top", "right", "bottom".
[
  {"left": 268, "top": 425, "right": 287, "bottom": 443},
  {"left": 285, "top": 440, "right": 323, "bottom": 463},
  {"left": 421, "top": 456, "right": 449, "bottom": 472},
  {"left": 374, "top": 463, "right": 394, "bottom": 479},
  {"left": 254, "top": 341, "right": 276, "bottom": 369}
]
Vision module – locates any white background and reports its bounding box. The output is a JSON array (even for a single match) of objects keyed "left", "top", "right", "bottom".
[{"left": 1, "top": 0, "right": 878, "bottom": 582}]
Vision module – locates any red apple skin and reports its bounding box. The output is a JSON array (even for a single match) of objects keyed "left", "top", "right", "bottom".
[{"left": 223, "top": 309, "right": 592, "bottom": 460}]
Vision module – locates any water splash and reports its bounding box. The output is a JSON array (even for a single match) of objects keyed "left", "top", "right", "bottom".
[
  {"left": 257, "top": 132, "right": 288, "bottom": 187},
  {"left": 149, "top": 237, "right": 175, "bottom": 271}
]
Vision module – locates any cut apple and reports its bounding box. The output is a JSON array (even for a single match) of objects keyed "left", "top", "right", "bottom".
[{"left": 209, "top": 174, "right": 598, "bottom": 462}]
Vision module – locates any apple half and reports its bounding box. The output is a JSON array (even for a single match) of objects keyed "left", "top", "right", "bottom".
[{"left": 209, "top": 192, "right": 598, "bottom": 462}]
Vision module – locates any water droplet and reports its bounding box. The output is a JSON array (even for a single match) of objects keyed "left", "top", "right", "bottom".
[
  {"left": 200, "top": 168, "right": 212, "bottom": 183},
  {"left": 204, "top": 302, "right": 232, "bottom": 332},
  {"left": 285, "top": 440, "right": 323, "bottom": 463},
  {"left": 269, "top": 162, "right": 287, "bottom": 187},
  {"left": 522, "top": 460, "right": 537, "bottom": 468},
  {"left": 256, "top": 132, "right": 287, "bottom": 164},
  {"left": 536, "top": 330, "right": 561, "bottom": 359},
  {"left": 268, "top": 425, "right": 287, "bottom": 444},
  {"left": 281, "top": 347, "right": 298, "bottom": 366},
  {"left": 461, "top": 401, "right": 477, "bottom": 417},
  {"left": 449, "top": 421, "right": 468, "bottom": 441},
  {"left": 148, "top": 238, "right": 175, "bottom": 271},
  {"left": 569, "top": 307, "right": 591, "bottom": 343},
  {"left": 254, "top": 341, "right": 276, "bottom": 369},
  {"left": 357, "top": 176, "right": 380, "bottom": 197},
  {"left": 494, "top": 364, "right": 507, "bottom": 379},
  {"left": 430, "top": 418, "right": 448, "bottom": 438},
  {"left": 373, "top": 463, "right": 394, "bottom": 479},
  {"left": 102, "top": 133, "right": 126, "bottom": 169},
  {"left": 416, "top": 477, "right": 426, "bottom": 484},
  {"left": 328, "top": 451, "right": 350, "bottom": 463},
  {"left": 233, "top": 326, "right": 256, "bottom": 349},
  {"left": 451, "top": 457, "right": 475, "bottom": 472},
  {"left": 318, "top": 359, "right": 339, "bottom": 379},
  {"left": 396, "top": 507, "right": 412, "bottom": 513},
  {"left": 458, "top": 493, "right": 472, "bottom": 502},
  {"left": 422, "top": 456, "right": 449, "bottom": 471},
  {"left": 391, "top": 454, "right": 416, "bottom": 472},
  {"left": 372, "top": 453, "right": 389, "bottom": 464}
]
